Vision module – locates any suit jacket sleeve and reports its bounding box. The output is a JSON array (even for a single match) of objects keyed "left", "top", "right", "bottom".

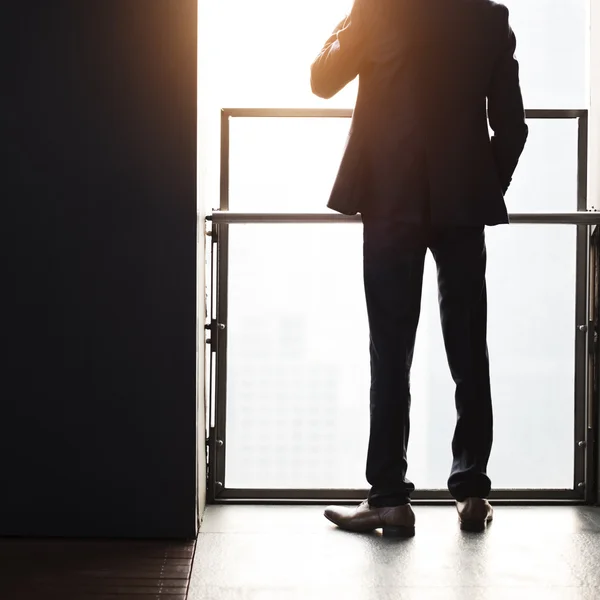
[
  {"left": 310, "top": 16, "right": 364, "bottom": 100},
  {"left": 487, "top": 6, "right": 528, "bottom": 194}
]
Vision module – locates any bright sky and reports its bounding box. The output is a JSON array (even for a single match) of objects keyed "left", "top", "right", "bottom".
[
  {"left": 201, "top": 0, "right": 357, "bottom": 108},
  {"left": 200, "top": 0, "right": 586, "bottom": 110}
]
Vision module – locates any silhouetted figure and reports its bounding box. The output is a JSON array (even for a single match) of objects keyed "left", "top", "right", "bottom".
[{"left": 311, "top": 0, "right": 528, "bottom": 535}]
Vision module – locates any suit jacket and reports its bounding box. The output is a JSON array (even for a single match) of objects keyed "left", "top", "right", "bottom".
[{"left": 310, "top": 0, "right": 528, "bottom": 226}]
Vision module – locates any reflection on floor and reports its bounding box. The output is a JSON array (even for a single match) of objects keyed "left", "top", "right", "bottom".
[{"left": 189, "top": 505, "right": 600, "bottom": 600}]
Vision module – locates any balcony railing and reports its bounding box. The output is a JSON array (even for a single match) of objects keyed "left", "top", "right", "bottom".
[{"left": 206, "top": 108, "right": 599, "bottom": 504}]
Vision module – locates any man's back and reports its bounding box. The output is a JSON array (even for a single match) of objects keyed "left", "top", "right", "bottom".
[{"left": 311, "top": 0, "right": 528, "bottom": 226}]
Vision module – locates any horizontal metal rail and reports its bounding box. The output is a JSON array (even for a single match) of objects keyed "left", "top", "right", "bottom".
[
  {"left": 215, "top": 488, "right": 582, "bottom": 503},
  {"left": 224, "top": 108, "right": 353, "bottom": 119},
  {"left": 222, "top": 108, "right": 588, "bottom": 120},
  {"left": 208, "top": 211, "right": 600, "bottom": 225}
]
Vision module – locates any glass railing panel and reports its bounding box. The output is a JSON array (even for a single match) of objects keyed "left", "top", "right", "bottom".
[
  {"left": 228, "top": 117, "right": 579, "bottom": 214},
  {"left": 224, "top": 222, "right": 576, "bottom": 490}
]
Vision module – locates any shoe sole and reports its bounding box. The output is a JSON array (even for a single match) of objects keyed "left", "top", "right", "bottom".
[
  {"left": 459, "top": 517, "right": 493, "bottom": 532},
  {"left": 382, "top": 525, "right": 415, "bottom": 538},
  {"left": 325, "top": 515, "right": 415, "bottom": 538},
  {"left": 325, "top": 514, "right": 415, "bottom": 537}
]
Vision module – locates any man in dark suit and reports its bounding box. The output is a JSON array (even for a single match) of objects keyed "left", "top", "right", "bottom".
[{"left": 311, "top": 0, "right": 528, "bottom": 536}]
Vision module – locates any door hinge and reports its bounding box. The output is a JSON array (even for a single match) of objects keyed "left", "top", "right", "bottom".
[
  {"left": 205, "top": 320, "right": 225, "bottom": 352},
  {"left": 205, "top": 219, "right": 218, "bottom": 243},
  {"left": 578, "top": 321, "right": 597, "bottom": 354},
  {"left": 206, "top": 427, "right": 215, "bottom": 485}
]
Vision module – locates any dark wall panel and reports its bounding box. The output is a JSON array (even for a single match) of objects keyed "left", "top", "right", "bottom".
[{"left": 2, "top": 1, "right": 198, "bottom": 538}]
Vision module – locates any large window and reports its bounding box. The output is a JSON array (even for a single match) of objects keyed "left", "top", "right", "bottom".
[{"left": 200, "top": 1, "right": 593, "bottom": 500}]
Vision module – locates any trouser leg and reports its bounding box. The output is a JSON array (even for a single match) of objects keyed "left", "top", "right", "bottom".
[
  {"left": 430, "top": 226, "right": 493, "bottom": 501},
  {"left": 362, "top": 219, "right": 427, "bottom": 506}
]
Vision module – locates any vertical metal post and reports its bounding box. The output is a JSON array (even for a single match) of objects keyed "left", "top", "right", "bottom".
[
  {"left": 597, "top": 230, "right": 600, "bottom": 505},
  {"left": 575, "top": 223, "right": 589, "bottom": 498},
  {"left": 220, "top": 109, "right": 231, "bottom": 212},
  {"left": 587, "top": 229, "right": 598, "bottom": 503},
  {"left": 206, "top": 219, "right": 218, "bottom": 504},
  {"left": 575, "top": 113, "right": 593, "bottom": 501},
  {"left": 204, "top": 221, "right": 216, "bottom": 504},
  {"left": 578, "top": 113, "right": 597, "bottom": 503},
  {"left": 211, "top": 110, "right": 232, "bottom": 499},
  {"left": 577, "top": 112, "right": 589, "bottom": 212}
]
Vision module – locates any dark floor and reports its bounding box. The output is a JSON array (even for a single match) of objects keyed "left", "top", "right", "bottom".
[
  {"left": 0, "top": 538, "right": 195, "bottom": 600},
  {"left": 189, "top": 505, "right": 600, "bottom": 600}
]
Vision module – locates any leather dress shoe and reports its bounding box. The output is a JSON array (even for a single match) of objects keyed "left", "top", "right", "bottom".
[
  {"left": 456, "top": 497, "right": 493, "bottom": 531},
  {"left": 324, "top": 500, "right": 415, "bottom": 537}
]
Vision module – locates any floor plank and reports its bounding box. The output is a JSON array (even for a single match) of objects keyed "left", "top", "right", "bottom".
[{"left": 0, "top": 538, "right": 195, "bottom": 600}]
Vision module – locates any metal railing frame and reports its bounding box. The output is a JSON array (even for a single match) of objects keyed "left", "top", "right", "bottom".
[{"left": 205, "top": 108, "right": 598, "bottom": 504}]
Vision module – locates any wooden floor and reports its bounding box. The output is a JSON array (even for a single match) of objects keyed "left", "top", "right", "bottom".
[{"left": 0, "top": 538, "right": 196, "bottom": 600}]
